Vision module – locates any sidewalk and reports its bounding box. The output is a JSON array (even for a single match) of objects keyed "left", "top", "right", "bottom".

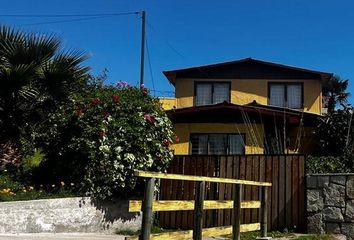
[
  {"left": 0, "top": 233, "right": 125, "bottom": 240},
  {"left": 0, "top": 233, "right": 225, "bottom": 239}
]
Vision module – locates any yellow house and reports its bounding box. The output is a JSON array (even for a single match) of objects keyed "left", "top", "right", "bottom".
[{"left": 160, "top": 58, "right": 332, "bottom": 155}]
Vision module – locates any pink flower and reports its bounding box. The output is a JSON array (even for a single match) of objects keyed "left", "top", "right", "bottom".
[
  {"left": 144, "top": 114, "right": 156, "bottom": 124},
  {"left": 117, "top": 81, "right": 130, "bottom": 87},
  {"left": 140, "top": 84, "right": 145, "bottom": 89},
  {"left": 112, "top": 94, "right": 120, "bottom": 103},
  {"left": 174, "top": 135, "right": 180, "bottom": 143}
]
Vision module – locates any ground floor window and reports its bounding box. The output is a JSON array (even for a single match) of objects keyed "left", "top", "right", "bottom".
[{"left": 190, "top": 133, "right": 245, "bottom": 155}]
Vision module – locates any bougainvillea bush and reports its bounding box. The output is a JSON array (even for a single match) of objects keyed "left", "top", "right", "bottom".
[{"left": 39, "top": 83, "right": 175, "bottom": 199}]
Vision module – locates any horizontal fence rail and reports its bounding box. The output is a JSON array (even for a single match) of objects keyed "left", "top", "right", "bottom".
[
  {"left": 129, "top": 200, "right": 261, "bottom": 212},
  {"left": 136, "top": 170, "right": 272, "bottom": 186},
  {"left": 127, "top": 170, "right": 271, "bottom": 240},
  {"left": 159, "top": 155, "right": 306, "bottom": 232}
]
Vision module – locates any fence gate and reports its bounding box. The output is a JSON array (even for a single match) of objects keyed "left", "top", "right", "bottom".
[{"left": 159, "top": 154, "right": 306, "bottom": 231}]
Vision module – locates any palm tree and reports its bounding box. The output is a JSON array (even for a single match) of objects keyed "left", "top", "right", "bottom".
[
  {"left": 322, "top": 75, "right": 350, "bottom": 113},
  {"left": 0, "top": 26, "right": 90, "bottom": 167}
]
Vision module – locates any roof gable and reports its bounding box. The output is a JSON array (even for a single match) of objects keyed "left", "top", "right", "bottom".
[{"left": 163, "top": 58, "right": 333, "bottom": 85}]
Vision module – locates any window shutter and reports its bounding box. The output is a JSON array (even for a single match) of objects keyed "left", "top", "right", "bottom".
[
  {"left": 191, "top": 134, "right": 208, "bottom": 154},
  {"left": 209, "top": 134, "right": 227, "bottom": 154},
  {"left": 196, "top": 83, "right": 212, "bottom": 106},
  {"left": 287, "top": 85, "right": 302, "bottom": 108},
  {"left": 228, "top": 135, "right": 245, "bottom": 154},
  {"left": 213, "top": 83, "right": 229, "bottom": 104},
  {"left": 270, "top": 84, "right": 285, "bottom": 107}
]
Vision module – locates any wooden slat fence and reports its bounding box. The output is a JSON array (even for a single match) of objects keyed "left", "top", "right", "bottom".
[{"left": 159, "top": 154, "right": 306, "bottom": 231}]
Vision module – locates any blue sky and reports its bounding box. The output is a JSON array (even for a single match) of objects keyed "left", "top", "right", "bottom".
[{"left": 2, "top": 0, "right": 354, "bottom": 101}]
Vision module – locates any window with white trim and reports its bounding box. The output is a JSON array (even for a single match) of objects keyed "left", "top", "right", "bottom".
[
  {"left": 195, "top": 82, "right": 230, "bottom": 106},
  {"left": 190, "top": 133, "right": 245, "bottom": 155},
  {"left": 269, "top": 83, "right": 303, "bottom": 109}
]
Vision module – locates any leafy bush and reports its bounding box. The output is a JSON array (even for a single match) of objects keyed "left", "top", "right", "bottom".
[
  {"left": 310, "top": 107, "right": 354, "bottom": 173},
  {"left": 314, "top": 108, "right": 354, "bottom": 156},
  {"left": 307, "top": 155, "right": 348, "bottom": 174},
  {"left": 38, "top": 83, "right": 175, "bottom": 199},
  {"left": 22, "top": 149, "right": 45, "bottom": 172},
  {"left": 0, "top": 26, "right": 90, "bottom": 167}
]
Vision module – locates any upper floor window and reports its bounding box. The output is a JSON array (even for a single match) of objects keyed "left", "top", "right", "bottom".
[
  {"left": 190, "top": 133, "right": 245, "bottom": 155},
  {"left": 195, "top": 82, "right": 230, "bottom": 106},
  {"left": 269, "top": 83, "right": 303, "bottom": 109}
]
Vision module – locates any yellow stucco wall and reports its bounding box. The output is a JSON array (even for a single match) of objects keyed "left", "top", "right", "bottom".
[
  {"left": 171, "top": 123, "right": 264, "bottom": 155},
  {"left": 168, "top": 78, "right": 322, "bottom": 114},
  {"left": 159, "top": 98, "right": 176, "bottom": 110},
  {"left": 158, "top": 78, "right": 321, "bottom": 155}
]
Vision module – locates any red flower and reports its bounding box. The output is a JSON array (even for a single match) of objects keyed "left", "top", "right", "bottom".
[
  {"left": 75, "top": 110, "right": 83, "bottom": 117},
  {"left": 98, "top": 131, "right": 105, "bottom": 138},
  {"left": 101, "top": 111, "right": 109, "bottom": 118},
  {"left": 91, "top": 98, "right": 100, "bottom": 105},
  {"left": 174, "top": 135, "right": 180, "bottom": 143},
  {"left": 112, "top": 94, "right": 120, "bottom": 103},
  {"left": 144, "top": 114, "right": 156, "bottom": 124},
  {"left": 162, "top": 139, "right": 170, "bottom": 147},
  {"left": 142, "top": 88, "right": 149, "bottom": 96}
]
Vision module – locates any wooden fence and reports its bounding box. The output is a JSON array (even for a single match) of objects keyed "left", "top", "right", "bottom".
[
  {"left": 159, "top": 154, "right": 306, "bottom": 231},
  {"left": 127, "top": 170, "right": 271, "bottom": 240}
]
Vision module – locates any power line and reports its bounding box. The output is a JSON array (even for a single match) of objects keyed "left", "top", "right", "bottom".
[
  {"left": 0, "top": 12, "right": 139, "bottom": 18},
  {"left": 146, "top": 20, "right": 185, "bottom": 58},
  {"left": 19, "top": 16, "right": 112, "bottom": 26},
  {"left": 145, "top": 36, "right": 156, "bottom": 94},
  {"left": 146, "top": 19, "right": 213, "bottom": 80}
]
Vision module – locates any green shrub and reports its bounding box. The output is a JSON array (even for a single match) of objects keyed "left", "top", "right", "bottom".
[
  {"left": 22, "top": 148, "right": 44, "bottom": 172},
  {"left": 38, "top": 83, "right": 175, "bottom": 199},
  {"left": 307, "top": 155, "right": 354, "bottom": 174}
]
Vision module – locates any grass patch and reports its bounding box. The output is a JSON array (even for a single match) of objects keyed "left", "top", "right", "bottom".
[
  {"left": 236, "top": 231, "right": 295, "bottom": 240},
  {"left": 114, "top": 229, "right": 140, "bottom": 236},
  {"left": 115, "top": 227, "right": 331, "bottom": 240},
  {"left": 115, "top": 225, "right": 178, "bottom": 236},
  {"left": 296, "top": 234, "right": 331, "bottom": 240},
  {"left": 0, "top": 173, "right": 79, "bottom": 202}
]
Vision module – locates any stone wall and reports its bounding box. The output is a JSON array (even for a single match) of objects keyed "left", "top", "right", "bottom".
[
  {"left": 307, "top": 174, "right": 354, "bottom": 239},
  {"left": 0, "top": 197, "right": 141, "bottom": 233}
]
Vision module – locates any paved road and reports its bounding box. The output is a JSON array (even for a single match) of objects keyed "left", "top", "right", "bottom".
[{"left": 0, "top": 233, "right": 125, "bottom": 240}]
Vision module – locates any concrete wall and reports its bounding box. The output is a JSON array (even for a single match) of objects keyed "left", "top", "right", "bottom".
[
  {"left": 307, "top": 174, "right": 354, "bottom": 239},
  {"left": 0, "top": 197, "right": 141, "bottom": 234}
]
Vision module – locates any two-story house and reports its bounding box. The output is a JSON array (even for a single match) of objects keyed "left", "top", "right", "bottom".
[{"left": 160, "top": 58, "right": 332, "bottom": 155}]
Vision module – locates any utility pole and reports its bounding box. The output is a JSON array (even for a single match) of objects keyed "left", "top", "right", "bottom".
[{"left": 139, "top": 10, "right": 146, "bottom": 86}]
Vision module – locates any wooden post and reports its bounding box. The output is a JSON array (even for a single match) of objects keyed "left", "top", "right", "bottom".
[
  {"left": 140, "top": 177, "right": 155, "bottom": 240},
  {"left": 260, "top": 186, "right": 268, "bottom": 238},
  {"left": 193, "top": 181, "right": 205, "bottom": 240},
  {"left": 232, "top": 184, "right": 242, "bottom": 240}
]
